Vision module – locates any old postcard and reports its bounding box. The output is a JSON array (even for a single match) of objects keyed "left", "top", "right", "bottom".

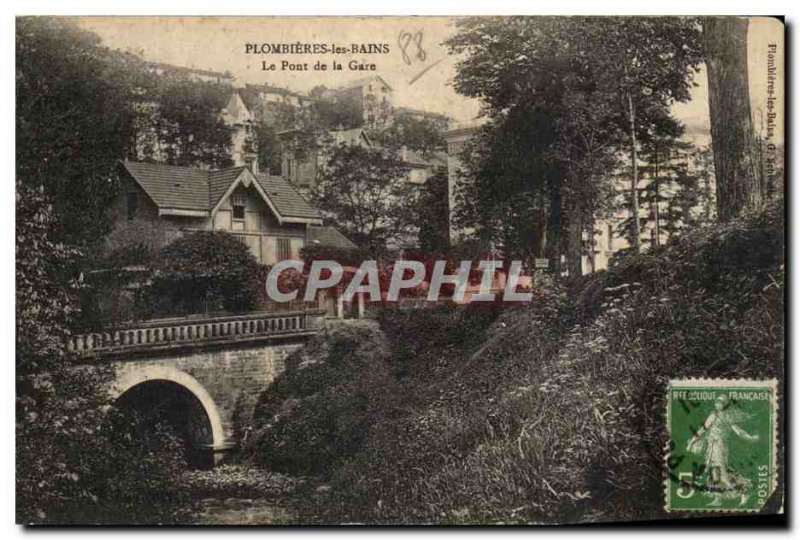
[{"left": 15, "top": 15, "right": 785, "bottom": 525}]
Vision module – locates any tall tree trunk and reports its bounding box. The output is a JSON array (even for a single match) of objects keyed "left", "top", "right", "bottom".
[
  {"left": 567, "top": 199, "right": 583, "bottom": 278},
  {"left": 653, "top": 146, "right": 660, "bottom": 246},
  {"left": 587, "top": 215, "right": 596, "bottom": 273},
  {"left": 546, "top": 174, "right": 563, "bottom": 278},
  {"left": 627, "top": 93, "right": 642, "bottom": 252},
  {"left": 704, "top": 16, "right": 762, "bottom": 221}
]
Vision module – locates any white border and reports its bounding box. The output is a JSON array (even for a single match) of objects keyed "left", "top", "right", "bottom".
[{"left": 3, "top": 3, "right": 796, "bottom": 539}]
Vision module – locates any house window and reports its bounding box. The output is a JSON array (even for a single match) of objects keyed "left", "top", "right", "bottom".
[
  {"left": 276, "top": 237, "right": 292, "bottom": 261},
  {"left": 286, "top": 158, "right": 293, "bottom": 178},
  {"left": 232, "top": 192, "right": 246, "bottom": 220},
  {"left": 125, "top": 192, "right": 138, "bottom": 220}
]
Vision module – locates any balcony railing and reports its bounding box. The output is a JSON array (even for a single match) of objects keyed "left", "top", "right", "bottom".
[{"left": 68, "top": 309, "right": 326, "bottom": 356}]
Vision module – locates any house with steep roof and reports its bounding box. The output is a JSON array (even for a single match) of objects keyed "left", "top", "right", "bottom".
[
  {"left": 329, "top": 76, "right": 393, "bottom": 125},
  {"left": 394, "top": 106, "right": 451, "bottom": 130},
  {"left": 220, "top": 91, "right": 258, "bottom": 170},
  {"left": 115, "top": 160, "right": 356, "bottom": 266},
  {"left": 144, "top": 61, "right": 235, "bottom": 85},
  {"left": 243, "top": 83, "right": 314, "bottom": 109},
  {"left": 278, "top": 126, "right": 446, "bottom": 193},
  {"left": 277, "top": 127, "right": 374, "bottom": 190}
]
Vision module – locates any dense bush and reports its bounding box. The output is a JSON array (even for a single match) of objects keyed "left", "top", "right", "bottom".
[
  {"left": 147, "top": 231, "right": 262, "bottom": 316},
  {"left": 244, "top": 322, "right": 398, "bottom": 475}
]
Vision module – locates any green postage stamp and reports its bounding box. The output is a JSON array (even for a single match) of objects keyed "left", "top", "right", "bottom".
[{"left": 665, "top": 379, "right": 779, "bottom": 512}]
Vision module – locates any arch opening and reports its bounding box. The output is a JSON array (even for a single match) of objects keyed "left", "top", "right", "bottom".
[{"left": 116, "top": 380, "right": 215, "bottom": 469}]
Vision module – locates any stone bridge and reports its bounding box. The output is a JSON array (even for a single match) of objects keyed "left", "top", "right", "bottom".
[{"left": 70, "top": 309, "right": 327, "bottom": 467}]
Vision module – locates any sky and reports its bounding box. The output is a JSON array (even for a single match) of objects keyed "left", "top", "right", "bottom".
[{"left": 75, "top": 16, "right": 783, "bottom": 145}]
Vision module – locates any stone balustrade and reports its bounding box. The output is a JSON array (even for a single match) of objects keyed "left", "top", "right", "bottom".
[{"left": 68, "top": 309, "right": 326, "bottom": 356}]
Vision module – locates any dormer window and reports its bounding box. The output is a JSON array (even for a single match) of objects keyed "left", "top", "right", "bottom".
[{"left": 232, "top": 192, "right": 246, "bottom": 220}]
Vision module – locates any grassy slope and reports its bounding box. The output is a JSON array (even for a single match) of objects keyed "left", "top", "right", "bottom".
[{"left": 246, "top": 202, "right": 784, "bottom": 524}]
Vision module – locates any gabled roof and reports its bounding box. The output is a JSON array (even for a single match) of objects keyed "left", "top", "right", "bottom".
[
  {"left": 255, "top": 174, "right": 320, "bottom": 220},
  {"left": 328, "top": 128, "right": 372, "bottom": 147},
  {"left": 220, "top": 92, "right": 253, "bottom": 125},
  {"left": 208, "top": 167, "right": 247, "bottom": 208},
  {"left": 121, "top": 160, "right": 322, "bottom": 223},
  {"left": 307, "top": 226, "right": 358, "bottom": 250},
  {"left": 121, "top": 161, "right": 210, "bottom": 211}
]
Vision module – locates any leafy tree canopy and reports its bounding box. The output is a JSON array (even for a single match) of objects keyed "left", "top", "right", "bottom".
[{"left": 312, "top": 144, "right": 414, "bottom": 252}]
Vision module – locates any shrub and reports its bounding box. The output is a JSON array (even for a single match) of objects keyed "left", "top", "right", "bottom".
[
  {"left": 147, "top": 231, "right": 261, "bottom": 316},
  {"left": 244, "top": 321, "right": 398, "bottom": 476}
]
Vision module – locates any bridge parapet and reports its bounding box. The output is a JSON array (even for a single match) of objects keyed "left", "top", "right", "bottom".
[{"left": 69, "top": 309, "right": 326, "bottom": 357}]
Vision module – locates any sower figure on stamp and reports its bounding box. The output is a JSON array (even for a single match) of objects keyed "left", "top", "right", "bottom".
[{"left": 687, "top": 394, "right": 760, "bottom": 507}]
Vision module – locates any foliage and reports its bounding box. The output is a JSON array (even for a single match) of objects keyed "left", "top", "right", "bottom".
[
  {"left": 417, "top": 202, "right": 780, "bottom": 523},
  {"left": 370, "top": 114, "right": 446, "bottom": 157},
  {"left": 445, "top": 16, "right": 704, "bottom": 268},
  {"left": 244, "top": 322, "right": 398, "bottom": 475},
  {"left": 616, "top": 120, "right": 715, "bottom": 248},
  {"left": 311, "top": 144, "right": 414, "bottom": 252},
  {"left": 147, "top": 231, "right": 262, "bottom": 316},
  {"left": 16, "top": 17, "right": 142, "bottom": 247},
  {"left": 255, "top": 121, "right": 284, "bottom": 175},
  {"left": 274, "top": 92, "right": 364, "bottom": 164},
  {"left": 136, "top": 75, "right": 234, "bottom": 169},
  {"left": 452, "top": 109, "right": 563, "bottom": 263},
  {"left": 16, "top": 182, "right": 188, "bottom": 524},
  {"left": 416, "top": 167, "right": 452, "bottom": 252}
]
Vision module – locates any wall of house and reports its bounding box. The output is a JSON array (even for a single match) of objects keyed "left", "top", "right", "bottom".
[
  {"left": 113, "top": 176, "right": 161, "bottom": 223},
  {"left": 213, "top": 184, "right": 305, "bottom": 265},
  {"left": 281, "top": 147, "right": 318, "bottom": 188}
]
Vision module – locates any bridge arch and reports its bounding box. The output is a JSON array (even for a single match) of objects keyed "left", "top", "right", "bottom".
[{"left": 111, "top": 365, "right": 226, "bottom": 453}]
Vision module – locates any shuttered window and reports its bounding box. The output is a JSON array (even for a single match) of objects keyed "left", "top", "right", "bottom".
[
  {"left": 276, "top": 237, "right": 292, "bottom": 261},
  {"left": 232, "top": 192, "right": 246, "bottom": 220}
]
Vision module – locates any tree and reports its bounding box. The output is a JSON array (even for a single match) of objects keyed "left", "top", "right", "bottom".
[
  {"left": 147, "top": 231, "right": 262, "bottom": 316},
  {"left": 274, "top": 92, "right": 364, "bottom": 169},
  {"left": 16, "top": 17, "right": 142, "bottom": 246},
  {"left": 416, "top": 167, "right": 451, "bottom": 252},
  {"left": 446, "top": 17, "right": 703, "bottom": 272},
  {"left": 572, "top": 18, "right": 703, "bottom": 252},
  {"left": 144, "top": 76, "right": 234, "bottom": 169},
  {"left": 312, "top": 144, "right": 413, "bottom": 252},
  {"left": 371, "top": 114, "right": 446, "bottom": 157},
  {"left": 451, "top": 106, "right": 562, "bottom": 265},
  {"left": 16, "top": 182, "right": 186, "bottom": 524},
  {"left": 703, "top": 17, "right": 763, "bottom": 221}
]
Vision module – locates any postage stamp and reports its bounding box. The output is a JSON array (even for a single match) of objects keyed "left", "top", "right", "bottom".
[{"left": 665, "top": 379, "right": 779, "bottom": 512}]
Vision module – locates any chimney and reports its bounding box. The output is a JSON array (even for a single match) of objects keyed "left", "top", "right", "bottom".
[{"left": 246, "top": 156, "right": 259, "bottom": 175}]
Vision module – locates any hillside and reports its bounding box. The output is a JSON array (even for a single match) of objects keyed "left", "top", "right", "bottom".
[{"left": 242, "top": 201, "right": 784, "bottom": 524}]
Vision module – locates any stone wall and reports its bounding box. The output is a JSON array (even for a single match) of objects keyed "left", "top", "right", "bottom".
[{"left": 110, "top": 339, "right": 304, "bottom": 455}]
